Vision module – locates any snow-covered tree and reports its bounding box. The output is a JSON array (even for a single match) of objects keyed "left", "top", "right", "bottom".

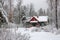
[
  {"left": 29, "top": 3, "right": 37, "bottom": 17},
  {"left": 47, "top": 0, "right": 60, "bottom": 29},
  {"left": 0, "top": 28, "right": 30, "bottom": 40},
  {"left": 38, "top": 8, "right": 44, "bottom": 16},
  {"left": 38, "top": 8, "right": 46, "bottom": 16}
]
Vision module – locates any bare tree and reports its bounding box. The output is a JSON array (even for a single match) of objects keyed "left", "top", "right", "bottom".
[
  {"left": 55, "top": 0, "right": 58, "bottom": 29},
  {"left": 47, "top": 0, "right": 60, "bottom": 29},
  {"left": 47, "top": 0, "right": 54, "bottom": 25},
  {"left": 8, "top": 0, "right": 13, "bottom": 23}
]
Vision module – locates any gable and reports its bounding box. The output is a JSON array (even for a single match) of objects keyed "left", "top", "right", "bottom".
[{"left": 30, "top": 17, "right": 38, "bottom": 21}]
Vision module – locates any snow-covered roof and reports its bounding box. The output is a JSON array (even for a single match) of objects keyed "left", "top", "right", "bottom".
[
  {"left": 26, "top": 17, "right": 31, "bottom": 22},
  {"left": 37, "top": 16, "right": 48, "bottom": 22},
  {"left": 26, "top": 16, "right": 48, "bottom": 22}
]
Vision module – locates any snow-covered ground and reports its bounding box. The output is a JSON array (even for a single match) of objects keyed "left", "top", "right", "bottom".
[
  {"left": 1, "top": 23, "right": 60, "bottom": 40},
  {"left": 5, "top": 27, "right": 60, "bottom": 40},
  {"left": 30, "top": 32, "right": 60, "bottom": 40}
]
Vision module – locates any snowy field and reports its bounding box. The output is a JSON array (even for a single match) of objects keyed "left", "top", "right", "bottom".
[
  {"left": 30, "top": 32, "right": 60, "bottom": 40},
  {"left": 15, "top": 28, "right": 60, "bottom": 40},
  {"left": 2, "top": 27, "right": 59, "bottom": 40}
]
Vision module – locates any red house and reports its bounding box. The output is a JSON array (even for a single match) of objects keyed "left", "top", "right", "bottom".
[{"left": 26, "top": 16, "right": 48, "bottom": 27}]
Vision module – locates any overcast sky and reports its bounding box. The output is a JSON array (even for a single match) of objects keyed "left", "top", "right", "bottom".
[{"left": 22, "top": 0, "right": 48, "bottom": 11}]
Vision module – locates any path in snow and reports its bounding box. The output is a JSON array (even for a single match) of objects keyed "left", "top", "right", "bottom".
[
  {"left": 30, "top": 32, "right": 60, "bottom": 40},
  {"left": 15, "top": 28, "right": 60, "bottom": 40}
]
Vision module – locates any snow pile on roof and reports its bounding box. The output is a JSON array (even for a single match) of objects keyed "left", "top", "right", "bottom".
[{"left": 30, "top": 21, "right": 38, "bottom": 23}]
